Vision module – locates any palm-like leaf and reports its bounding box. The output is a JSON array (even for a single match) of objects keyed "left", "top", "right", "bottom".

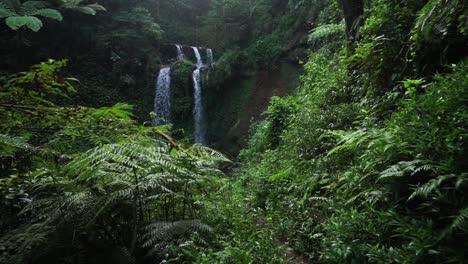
[
  {"left": 308, "top": 23, "right": 345, "bottom": 42},
  {"left": 32, "top": 8, "right": 62, "bottom": 20},
  {"left": 0, "top": 0, "right": 62, "bottom": 31},
  {"left": 61, "top": 0, "right": 106, "bottom": 15},
  {"left": 5, "top": 139, "right": 228, "bottom": 261}
]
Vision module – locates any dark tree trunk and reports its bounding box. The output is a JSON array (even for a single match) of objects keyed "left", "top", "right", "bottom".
[{"left": 340, "top": 0, "right": 364, "bottom": 42}]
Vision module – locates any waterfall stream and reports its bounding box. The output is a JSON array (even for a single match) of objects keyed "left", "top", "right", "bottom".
[
  {"left": 192, "top": 67, "right": 206, "bottom": 144},
  {"left": 206, "top": 48, "right": 214, "bottom": 65},
  {"left": 153, "top": 45, "right": 214, "bottom": 145},
  {"left": 153, "top": 67, "right": 171, "bottom": 125},
  {"left": 192, "top": 46, "right": 203, "bottom": 67},
  {"left": 192, "top": 47, "right": 206, "bottom": 144},
  {"left": 176, "top": 44, "right": 185, "bottom": 60}
]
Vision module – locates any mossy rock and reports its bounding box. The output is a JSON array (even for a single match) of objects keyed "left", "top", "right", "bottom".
[
  {"left": 170, "top": 60, "right": 196, "bottom": 138},
  {"left": 71, "top": 49, "right": 160, "bottom": 123}
]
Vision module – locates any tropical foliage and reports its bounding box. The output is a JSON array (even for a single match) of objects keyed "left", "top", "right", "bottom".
[
  {"left": 0, "top": 0, "right": 62, "bottom": 31},
  {"left": 0, "top": 0, "right": 105, "bottom": 31},
  {"left": 0, "top": 60, "right": 229, "bottom": 263},
  {"left": 0, "top": 0, "right": 467, "bottom": 263}
]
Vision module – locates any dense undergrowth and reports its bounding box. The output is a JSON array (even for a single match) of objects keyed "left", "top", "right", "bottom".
[
  {"left": 1, "top": 0, "right": 467, "bottom": 263},
  {"left": 236, "top": 57, "right": 467, "bottom": 263},
  {"left": 222, "top": 0, "right": 468, "bottom": 263},
  {"left": 0, "top": 60, "right": 230, "bottom": 263}
]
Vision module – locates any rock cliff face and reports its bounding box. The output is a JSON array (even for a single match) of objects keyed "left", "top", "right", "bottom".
[{"left": 205, "top": 59, "right": 302, "bottom": 155}]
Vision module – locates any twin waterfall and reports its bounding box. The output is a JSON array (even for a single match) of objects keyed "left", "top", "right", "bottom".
[
  {"left": 153, "top": 67, "right": 172, "bottom": 125},
  {"left": 153, "top": 45, "right": 214, "bottom": 145}
]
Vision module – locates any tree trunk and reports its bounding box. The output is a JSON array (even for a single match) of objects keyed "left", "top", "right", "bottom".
[{"left": 340, "top": 0, "right": 364, "bottom": 42}]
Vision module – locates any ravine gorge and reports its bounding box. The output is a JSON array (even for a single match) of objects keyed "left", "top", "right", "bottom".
[{"left": 0, "top": 0, "right": 467, "bottom": 263}]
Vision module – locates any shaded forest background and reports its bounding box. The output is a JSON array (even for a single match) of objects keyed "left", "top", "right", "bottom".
[{"left": 0, "top": 0, "right": 467, "bottom": 263}]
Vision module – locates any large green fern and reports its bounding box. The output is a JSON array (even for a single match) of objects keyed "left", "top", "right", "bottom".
[
  {"left": 60, "top": 0, "right": 106, "bottom": 16},
  {"left": 0, "top": 0, "right": 62, "bottom": 31},
  {"left": 308, "top": 22, "right": 345, "bottom": 42},
  {"left": 0, "top": 0, "right": 106, "bottom": 31},
  {"left": 3, "top": 139, "right": 228, "bottom": 262}
]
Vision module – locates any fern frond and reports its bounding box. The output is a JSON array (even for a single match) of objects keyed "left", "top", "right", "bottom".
[
  {"left": 440, "top": 207, "right": 468, "bottom": 239},
  {"left": 86, "top": 3, "right": 106, "bottom": 12},
  {"left": 61, "top": 3, "right": 106, "bottom": 16},
  {"left": 31, "top": 8, "right": 62, "bottom": 21},
  {"left": 141, "top": 220, "right": 212, "bottom": 249},
  {"left": 20, "top": 1, "right": 48, "bottom": 14},
  {"left": 4, "top": 139, "right": 224, "bottom": 261},
  {"left": 91, "top": 103, "right": 134, "bottom": 120},
  {"left": 0, "top": 133, "right": 30, "bottom": 156},
  {"left": 0, "top": 4, "right": 15, "bottom": 17},
  {"left": 409, "top": 174, "right": 456, "bottom": 200},
  {"left": 189, "top": 144, "right": 231, "bottom": 163},
  {"left": 5, "top": 15, "right": 42, "bottom": 31},
  {"left": 379, "top": 160, "right": 433, "bottom": 180},
  {"left": 308, "top": 23, "right": 345, "bottom": 42},
  {"left": 0, "top": 0, "right": 20, "bottom": 14}
]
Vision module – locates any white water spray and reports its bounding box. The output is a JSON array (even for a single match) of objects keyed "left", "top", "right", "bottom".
[
  {"left": 153, "top": 67, "right": 171, "bottom": 125},
  {"left": 176, "top": 44, "right": 185, "bottom": 60},
  {"left": 206, "top": 48, "right": 214, "bottom": 65},
  {"left": 193, "top": 46, "right": 203, "bottom": 67},
  {"left": 191, "top": 47, "right": 206, "bottom": 144}
]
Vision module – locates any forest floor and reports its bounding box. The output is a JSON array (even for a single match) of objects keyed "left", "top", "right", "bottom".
[
  {"left": 281, "top": 239, "right": 310, "bottom": 264},
  {"left": 256, "top": 216, "right": 310, "bottom": 264}
]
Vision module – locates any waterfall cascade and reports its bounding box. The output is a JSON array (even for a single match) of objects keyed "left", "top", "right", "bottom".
[
  {"left": 153, "top": 67, "right": 171, "bottom": 125},
  {"left": 176, "top": 44, "right": 185, "bottom": 61},
  {"left": 153, "top": 45, "right": 214, "bottom": 145},
  {"left": 206, "top": 48, "right": 214, "bottom": 65},
  {"left": 192, "top": 47, "right": 203, "bottom": 67},
  {"left": 192, "top": 46, "right": 206, "bottom": 144},
  {"left": 192, "top": 67, "right": 206, "bottom": 144}
]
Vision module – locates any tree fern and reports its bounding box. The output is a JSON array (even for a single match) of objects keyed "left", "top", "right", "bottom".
[
  {"left": 141, "top": 220, "right": 213, "bottom": 257},
  {"left": 0, "top": 0, "right": 106, "bottom": 31},
  {"left": 60, "top": 0, "right": 106, "bottom": 16},
  {"left": 3, "top": 139, "right": 228, "bottom": 262},
  {"left": 308, "top": 23, "right": 345, "bottom": 42},
  {"left": 0, "top": 0, "right": 62, "bottom": 31}
]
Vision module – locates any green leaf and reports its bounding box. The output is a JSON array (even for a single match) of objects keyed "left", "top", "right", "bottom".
[
  {"left": 87, "top": 3, "right": 106, "bottom": 12},
  {"left": 5, "top": 15, "right": 43, "bottom": 31},
  {"left": 21, "top": 1, "right": 49, "bottom": 12},
  {"left": 0, "top": 0, "right": 20, "bottom": 13},
  {"left": 268, "top": 168, "right": 291, "bottom": 182},
  {"left": 33, "top": 8, "right": 62, "bottom": 21},
  {"left": 0, "top": 8, "right": 15, "bottom": 18},
  {"left": 74, "top": 6, "right": 96, "bottom": 15},
  {"left": 91, "top": 103, "right": 134, "bottom": 119},
  {"left": 308, "top": 23, "right": 345, "bottom": 41}
]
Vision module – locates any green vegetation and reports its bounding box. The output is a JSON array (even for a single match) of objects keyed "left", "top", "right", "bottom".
[
  {"left": 1, "top": 0, "right": 467, "bottom": 263},
  {"left": 171, "top": 60, "right": 196, "bottom": 139},
  {"left": 0, "top": 60, "right": 229, "bottom": 263},
  {"left": 0, "top": 0, "right": 105, "bottom": 31}
]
